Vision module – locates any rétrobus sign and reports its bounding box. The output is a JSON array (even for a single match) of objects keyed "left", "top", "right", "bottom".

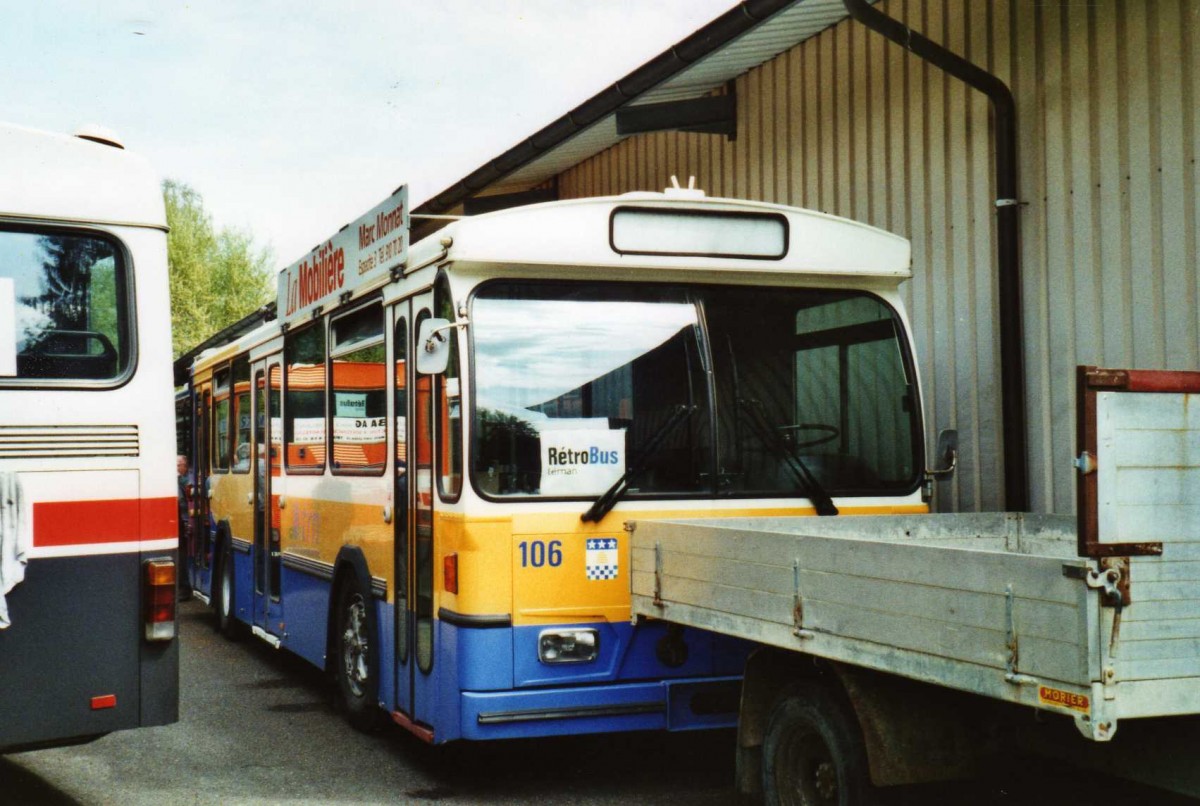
[{"left": 278, "top": 186, "right": 409, "bottom": 325}]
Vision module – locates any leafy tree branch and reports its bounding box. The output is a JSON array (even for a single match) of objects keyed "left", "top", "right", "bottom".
[{"left": 165, "top": 179, "right": 274, "bottom": 358}]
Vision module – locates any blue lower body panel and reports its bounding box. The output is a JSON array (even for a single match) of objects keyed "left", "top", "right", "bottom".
[
  {"left": 217, "top": 545, "right": 749, "bottom": 745},
  {"left": 458, "top": 676, "right": 741, "bottom": 741},
  {"left": 403, "top": 616, "right": 746, "bottom": 742}
]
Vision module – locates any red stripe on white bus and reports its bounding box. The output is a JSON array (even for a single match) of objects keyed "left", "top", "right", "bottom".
[{"left": 32, "top": 496, "right": 177, "bottom": 547}]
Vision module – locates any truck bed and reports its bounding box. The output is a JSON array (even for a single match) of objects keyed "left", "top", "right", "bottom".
[
  {"left": 632, "top": 371, "right": 1200, "bottom": 742},
  {"left": 632, "top": 507, "right": 1200, "bottom": 743}
]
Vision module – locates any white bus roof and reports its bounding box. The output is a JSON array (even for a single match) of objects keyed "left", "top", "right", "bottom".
[
  {"left": 196, "top": 192, "right": 913, "bottom": 374},
  {"left": 409, "top": 192, "right": 911, "bottom": 280},
  {"left": 0, "top": 123, "right": 166, "bottom": 230}
]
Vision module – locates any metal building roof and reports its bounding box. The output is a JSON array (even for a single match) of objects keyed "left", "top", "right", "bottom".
[{"left": 415, "top": 0, "right": 853, "bottom": 216}]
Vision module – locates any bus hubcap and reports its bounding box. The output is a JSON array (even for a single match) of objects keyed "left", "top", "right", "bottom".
[{"left": 341, "top": 595, "right": 368, "bottom": 697}]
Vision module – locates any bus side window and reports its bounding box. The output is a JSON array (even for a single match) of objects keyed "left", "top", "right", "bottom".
[
  {"left": 330, "top": 303, "right": 385, "bottom": 475},
  {"left": 213, "top": 367, "right": 231, "bottom": 472},
  {"left": 284, "top": 323, "right": 328, "bottom": 473},
  {"left": 232, "top": 355, "right": 251, "bottom": 473},
  {"left": 434, "top": 276, "right": 462, "bottom": 499},
  {"left": 395, "top": 317, "right": 407, "bottom": 478}
]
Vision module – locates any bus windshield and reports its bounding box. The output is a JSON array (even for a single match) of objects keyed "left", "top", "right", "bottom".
[{"left": 470, "top": 281, "right": 920, "bottom": 501}]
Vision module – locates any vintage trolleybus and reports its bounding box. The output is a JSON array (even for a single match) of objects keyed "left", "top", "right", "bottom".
[
  {"left": 186, "top": 184, "right": 926, "bottom": 742},
  {"left": 0, "top": 123, "right": 178, "bottom": 752}
]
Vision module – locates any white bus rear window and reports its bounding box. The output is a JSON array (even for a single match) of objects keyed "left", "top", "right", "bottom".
[{"left": 0, "top": 228, "right": 130, "bottom": 383}]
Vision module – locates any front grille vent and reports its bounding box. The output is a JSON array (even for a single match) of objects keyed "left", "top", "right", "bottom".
[{"left": 0, "top": 425, "right": 140, "bottom": 458}]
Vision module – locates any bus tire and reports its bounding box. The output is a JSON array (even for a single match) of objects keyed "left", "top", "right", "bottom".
[
  {"left": 334, "top": 573, "right": 382, "bottom": 732},
  {"left": 215, "top": 545, "right": 240, "bottom": 640},
  {"left": 762, "top": 683, "right": 870, "bottom": 806}
]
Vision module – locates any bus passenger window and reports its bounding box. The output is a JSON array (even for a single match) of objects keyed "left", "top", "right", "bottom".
[
  {"left": 435, "top": 279, "right": 462, "bottom": 499},
  {"left": 213, "top": 368, "right": 231, "bottom": 472},
  {"left": 330, "top": 304, "right": 385, "bottom": 475},
  {"left": 232, "top": 355, "right": 251, "bottom": 472},
  {"left": 394, "top": 318, "right": 407, "bottom": 476},
  {"left": 285, "top": 323, "right": 327, "bottom": 472}
]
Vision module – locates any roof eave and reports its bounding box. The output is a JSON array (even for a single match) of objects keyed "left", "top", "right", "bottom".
[{"left": 412, "top": 0, "right": 803, "bottom": 219}]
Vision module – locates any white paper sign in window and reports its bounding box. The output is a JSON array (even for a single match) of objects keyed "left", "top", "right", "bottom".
[
  {"left": 0, "top": 279, "right": 15, "bottom": 377},
  {"left": 293, "top": 418, "right": 325, "bottom": 444},
  {"left": 539, "top": 429, "right": 625, "bottom": 496},
  {"left": 335, "top": 392, "right": 367, "bottom": 418},
  {"left": 333, "top": 417, "right": 385, "bottom": 444}
]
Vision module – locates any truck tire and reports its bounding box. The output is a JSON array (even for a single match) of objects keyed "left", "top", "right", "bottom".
[{"left": 762, "top": 682, "right": 870, "bottom": 806}]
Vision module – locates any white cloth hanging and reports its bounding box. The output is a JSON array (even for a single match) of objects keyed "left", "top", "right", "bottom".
[{"left": 0, "top": 471, "right": 29, "bottom": 629}]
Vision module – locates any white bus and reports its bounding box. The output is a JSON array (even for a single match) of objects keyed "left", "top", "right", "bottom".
[
  {"left": 186, "top": 184, "right": 924, "bottom": 743},
  {"left": 0, "top": 123, "right": 178, "bottom": 752}
]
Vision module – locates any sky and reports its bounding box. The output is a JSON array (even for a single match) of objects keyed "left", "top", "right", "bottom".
[{"left": 2, "top": 1, "right": 737, "bottom": 268}]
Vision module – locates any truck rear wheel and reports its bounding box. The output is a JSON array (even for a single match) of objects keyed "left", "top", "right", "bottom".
[{"left": 762, "top": 683, "right": 869, "bottom": 806}]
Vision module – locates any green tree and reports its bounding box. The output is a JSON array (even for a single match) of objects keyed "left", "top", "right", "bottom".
[{"left": 165, "top": 180, "right": 274, "bottom": 358}]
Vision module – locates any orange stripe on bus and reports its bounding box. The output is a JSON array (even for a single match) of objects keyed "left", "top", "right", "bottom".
[{"left": 33, "top": 497, "right": 177, "bottom": 546}]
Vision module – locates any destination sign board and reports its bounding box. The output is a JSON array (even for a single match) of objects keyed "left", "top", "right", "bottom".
[{"left": 277, "top": 185, "right": 408, "bottom": 325}]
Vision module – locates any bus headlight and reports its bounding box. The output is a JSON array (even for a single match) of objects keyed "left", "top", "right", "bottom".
[{"left": 538, "top": 629, "right": 599, "bottom": 664}]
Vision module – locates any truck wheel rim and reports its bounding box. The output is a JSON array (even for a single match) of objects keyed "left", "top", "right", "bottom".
[{"left": 778, "top": 728, "right": 838, "bottom": 805}]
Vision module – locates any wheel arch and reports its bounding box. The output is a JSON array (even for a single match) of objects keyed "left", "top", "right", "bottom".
[
  {"left": 211, "top": 518, "right": 234, "bottom": 597},
  {"left": 735, "top": 647, "right": 840, "bottom": 796},
  {"left": 739, "top": 651, "right": 997, "bottom": 793},
  {"left": 214, "top": 518, "right": 233, "bottom": 554}
]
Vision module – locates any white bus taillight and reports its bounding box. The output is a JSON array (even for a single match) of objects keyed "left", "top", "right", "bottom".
[{"left": 144, "top": 559, "right": 177, "bottom": 641}]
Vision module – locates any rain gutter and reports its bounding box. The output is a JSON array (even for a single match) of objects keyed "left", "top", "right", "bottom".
[{"left": 843, "top": 0, "right": 1029, "bottom": 511}]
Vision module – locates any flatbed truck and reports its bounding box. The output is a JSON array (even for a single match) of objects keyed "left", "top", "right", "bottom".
[{"left": 631, "top": 366, "right": 1200, "bottom": 802}]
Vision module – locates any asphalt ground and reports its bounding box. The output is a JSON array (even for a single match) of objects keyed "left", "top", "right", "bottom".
[{"left": 2, "top": 600, "right": 1195, "bottom": 805}]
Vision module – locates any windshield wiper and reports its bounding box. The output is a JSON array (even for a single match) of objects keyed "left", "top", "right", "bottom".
[
  {"left": 580, "top": 404, "right": 696, "bottom": 523},
  {"left": 740, "top": 399, "right": 838, "bottom": 516}
]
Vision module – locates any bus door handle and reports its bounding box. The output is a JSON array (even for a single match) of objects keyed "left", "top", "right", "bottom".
[
  {"left": 247, "top": 493, "right": 253, "bottom": 505},
  {"left": 383, "top": 505, "right": 392, "bottom": 524}
]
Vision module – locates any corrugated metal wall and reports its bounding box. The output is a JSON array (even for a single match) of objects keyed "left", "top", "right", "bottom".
[{"left": 557, "top": 0, "right": 1200, "bottom": 515}]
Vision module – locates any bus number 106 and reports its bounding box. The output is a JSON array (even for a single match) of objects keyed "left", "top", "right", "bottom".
[{"left": 519, "top": 540, "right": 563, "bottom": 568}]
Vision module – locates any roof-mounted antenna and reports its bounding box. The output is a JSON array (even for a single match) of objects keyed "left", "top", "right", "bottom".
[{"left": 665, "top": 175, "right": 705, "bottom": 199}]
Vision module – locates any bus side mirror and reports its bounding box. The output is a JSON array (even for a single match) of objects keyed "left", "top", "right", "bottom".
[
  {"left": 417, "top": 318, "right": 453, "bottom": 375},
  {"left": 922, "top": 428, "right": 957, "bottom": 503},
  {"left": 926, "top": 428, "right": 958, "bottom": 479}
]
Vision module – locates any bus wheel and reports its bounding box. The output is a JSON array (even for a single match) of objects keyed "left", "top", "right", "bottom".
[
  {"left": 215, "top": 548, "right": 240, "bottom": 639},
  {"left": 761, "top": 683, "right": 869, "bottom": 806},
  {"left": 335, "top": 575, "right": 381, "bottom": 732}
]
